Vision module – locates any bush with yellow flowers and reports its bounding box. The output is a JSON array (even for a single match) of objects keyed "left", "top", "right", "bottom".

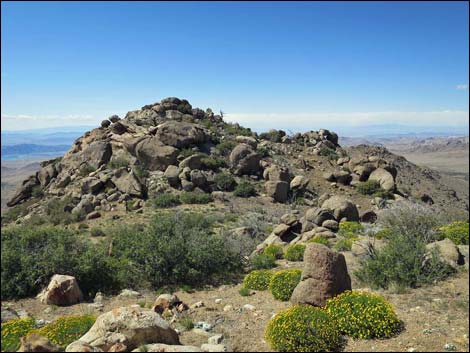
[
  {"left": 269, "top": 269, "right": 302, "bottom": 301},
  {"left": 263, "top": 244, "right": 284, "bottom": 259},
  {"left": 265, "top": 305, "right": 342, "bottom": 352},
  {"left": 338, "top": 221, "right": 363, "bottom": 239},
  {"left": 242, "top": 270, "right": 273, "bottom": 291},
  {"left": 1, "top": 317, "right": 36, "bottom": 352},
  {"left": 307, "top": 235, "right": 330, "bottom": 247},
  {"left": 29, "top": 315, "right": 96, "bottom": 348},
  {"left": 284, "top": 244, "right": 306, "bottom": 261},
  {"left": 325, "top": 290, "right": 402, "bottom": 339},
  {"left": 438, "top": 221, "right": 469, "bottom": 245}
]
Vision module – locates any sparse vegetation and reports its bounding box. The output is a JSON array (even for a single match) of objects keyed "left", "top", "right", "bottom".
[
  {"left": 319, "top": 147, "right": 338, "bottom": 160},
  {"left": 263, "top": 244, "right": 284, "bottom": 259},
  {"left": 200, "top": 155, "right": 226, "bottom": 170},
  {"left": 269, "top": 269, "right": 301, "bottom": 301},
  {"left": 356, "top": 180, "right": 382, "bottom": 195},
  {"left": 78, "top": 163, "right": 96, "bottom": 177},
  {"left": 90, "top": 227, "right": 106, "bottom": 237},
  {"left": 215, "top": 140, "right": 237, "bottom": 156},
  {"left": 214, "top": 173, "right": 236, "bottom": 191},
  {"left": 239, "top": 287, "right": 251, "bottom": 296},
  {"left": 107, "top": 157, "right": 130, "bottom": 169},
  {"left": 333, "top": 238, "right": 353, "bottom": 251},
  {"left": 233, "top": 181, "right": 257, "bottom": 198},
  {"left": 153, "top": 193, "right": 181, "bottom": 208},
  {"left": 284, "top": 244, "right": 306, "bottom": 261},
  {"left": 177, "top": 316, "right": 194, "bottom": 331},
  {"left": 338, "top": 221, "right": 363, "bottom": 239},
  {"left": 179, "top": 191, "right": 213, "bottom": 204},
  {"left": 265, "top": 305, "right": 342, "bottom": 352},
  {"left": 307, "top": 235, "right": 330, "bottom": 247},
  {"left": 251, "top": 254, "right": 276, "bottom": 270}
]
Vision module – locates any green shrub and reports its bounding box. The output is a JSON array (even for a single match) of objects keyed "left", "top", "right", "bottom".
[
  {"left": 325, "top": 290, "right": 402, "bottom": 339},
  {"left": 200, "top": 156, "right": 226, "bottom": 171},
  {"left": 439, "top": 221, "right": 469, "bottom": 245},
  {"left": 153, "top": 193, "right": 181, "bottom": 208},
  {"left": 269, "top": 269, "right": 302, "bottom": 301},
  {"left": 215, "top": 140, "right": 236, "bottom": 156},
  {"left": 179, "top": 148, "right": 196, "bottom": 159},
  {"left": 265, "top": 305, "right": 342, "bottom": 352},
  {"left": 233, "top": 181, "right": 257, "bottom": 198},
  {"left": 356, "top": 180, "right": 382, "bottom": 195},
  {"left": 31, "top": 185, "right": 44, "bottom": 198},
  {"left": 243, "top": 270, "right": 273, "bottom": 290},
  {"left": 90, "top": 227, "right": 105, "bottom": 237},
  {"left": 373, "top": 227, "right": 392, "bottom": 240},
  {"left": 284, "top": 244, "right": 306, "bottom": 261},
  {"left": 224, "top": 123, "right": 252, "bottom": 137},
  {"left": 133, "top": 164, "right": 149, "bottom": 179},
  {"left": 333, "top": 238, "right": 353, "bottom": 252},
  {"left": 108, "top": 157, "right": 129, "bottom": 169},
  {"left": 177, "top": 316, "right": 194, "bottom": 331},
  {"left": 214, "top": 173, "right": 236, "bottom": 191},
  {"left": 239, "top": 287, "right": 251, "bottom": 296},
  {"left": 259, "top": 130, "right": 285, "bottom": 143},
  {"left": 319, "top": 147, "right": 338, "bottom": 160},
  {"left": 44, "top": 196, "right": 77, "bottom": 225},
  {"left": 78, "top": 163, "right": 96, "bottom": 177},
  {"left": 1, "top": 318, "right": 37, "bottom": 352},
  {"left": 372, "top": 189, "right": 394, "bottom": 200},
  {"left": 179, "top": 192, "right": 213, "bottom": 204},
  {"left": 257, "top": 145, "right": 270, "bottom": 158},
  {"left": 338, "top": 221, "right": 363, "bottom": 239},
  {"left": 307, "top": 235, "right": 330, "bottom": 247},
  {"left": 251, "top": 254, "right": 277, "bottom": 270},
  {"left": 30, "top": 315, "right": 96, "bottom": 348},
  {"left": 263, "top": 244, "right": 284, "bottom": 259},
  {"left": 1, "top": 226, "right": 121, "bottom": 300}
]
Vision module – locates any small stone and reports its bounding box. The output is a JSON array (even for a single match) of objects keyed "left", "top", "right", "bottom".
[
  {"left": 195, "top": 321, "right": 213, "bottom": 331},
  {"left": 223, "top": 305, "right": 233, "bottom": 312},
  {"left": 243, "top": 304, "right": 256, "bottom": 311},
  {"left": 190, "top": 301, "right": 204, "bottom": 309},
  {"left": 407, "top": 348, "right": 417, "bottom": 352},
  {"left": 444, "top": 343, "right": 457, "bottom": 351},
  {"left": 214, "top": 298, "right": 223, "bottom": 304},
  {"left": 208, "top": 334, "right": 224, "bottom": 345},
  {"left": 200, "top": 344, "right": 227, "bottom": 352}
]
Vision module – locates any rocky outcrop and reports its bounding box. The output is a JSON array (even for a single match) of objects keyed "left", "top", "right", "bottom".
[
  {"left": 37, "top": 274, "right": 83, "bottom": 306},
  {"left": 111, "top": 168, "right": 144, "bottom": 198},
  {"left": 321, "top": 195, "right": 359, "bottom": 222},
  {"left": 291, "top": 243, "right": 351, "bottom": 307},
  {"left": 426, "top": 238, "right": 463, "bottom": 269},
  {"left": 156, "top": 121, "right": 209, "bottom": 148},
  {"left": 7, "top": 174, "right": 39, "bottom": 207},
  {"left": 135, "top": 137, "right": 178, "bottom": 171}
]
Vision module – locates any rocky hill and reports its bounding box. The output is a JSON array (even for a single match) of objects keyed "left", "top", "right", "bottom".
[{"left": 3, "top": 97, "right": 468, "bottom": 226}]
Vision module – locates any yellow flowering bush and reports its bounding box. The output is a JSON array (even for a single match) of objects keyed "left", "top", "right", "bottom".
[
  {"left": 284, "top": 244, "right": 306, "bottom": 261},
  {"left": 242, "top": 270, "right": 273, "bottom": 290},
  {"left": 265, "top": 305, "right": 342, "bottom": 352},
  {"left": 263, "top": 244, "right": 284, "bottom": 259},
  {"left": 338, "top": 221, "right": 363, "bottom": 239},
  {"left": 438, "top": 221, "right": 469, "bottom": 245},
  {"left": 325, "top": 290, "right": 402, "bottom": 339},
  {"left": 1, "top": 317, "right": 36, "bottom": 352},
  {"left": 29, "top": 315, "right": 96, "bottom": 348},
  {"left": 307, "top": 235, "right": 330, "bottom": 247},
  {"left": 269, "top": 269, "right": 302, "bottom": 301}
]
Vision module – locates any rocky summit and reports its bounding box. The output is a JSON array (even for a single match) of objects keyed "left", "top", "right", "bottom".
[{"left": 4, "top": 97, "right": 468, "bottom": 224}]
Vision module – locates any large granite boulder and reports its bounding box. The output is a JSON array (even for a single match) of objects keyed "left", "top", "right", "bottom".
[
  {"left": 265, "top": 181, "right": 289, "bottom": 203},
  {"left": 37, "top": 274, "right": 84, "bottom": 306},
  {"left": 321, "top": 195, "right": 359, "bottom": 222},
  {"left": 368, "top": 168, "right": 395, "bottom": 191},
  {"left": 135, "top": 137, "right": 178, "bottom": 171},
  {"left": 156, "top": 121, "right": 208, "bottom": 148},
  {"left": 291, "top": 244, "right": 351, "bottom": 307},
  {"left": 111, "top": 168, "right": 144, "bottom": 198},
  {"left": 229, "top": 144, "right": 261, "bottom": 176}
]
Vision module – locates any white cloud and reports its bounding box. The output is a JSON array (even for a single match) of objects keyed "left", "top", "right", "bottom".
[
  {"left": 456, "top": 84, "right": 469, "bottom": 90},
  {"left": 1, "top": 113, "right": 99, "bottom": 130}
]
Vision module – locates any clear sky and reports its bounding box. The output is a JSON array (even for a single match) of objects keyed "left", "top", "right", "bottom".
[{"left": 1, "top": 1, "right": 469, "bottom": 135}]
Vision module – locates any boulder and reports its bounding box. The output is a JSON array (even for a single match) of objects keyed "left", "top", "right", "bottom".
[
  {"left": 359, "top": 210, "right": 378, "bottom": 223},
  {"left": 7, "top": 174, "right": 39, "bottom": 207},
  {"left": 18, "top": 334, "right": 61, "bottom": 352},
  {"left": 305, "top": 208, "right": 335, "bottom": 226},
  {"left": 73, "top": 306, "right": 180, "bottom": 351},
  {"left": 235, "top": 135, "right": 257, "bottom": 148},
  {"left": 38, "top": 274, "right": 84, "bottom": 306},
  {"left": 152, "top": 294, "right": 183, "bottom": 314},
  {"left": 290, "top": 175, "right": 309, "bottom": 190},
  {"left": 76, "top": 141, "right": 113, "bottom": 170},
  {"left": 109, "top": 115, "right": 120, "bottom": 123},
  {"left": 101, "top": 120, "right": 111, "bottom": 128},
  {"left": 179, "top": 155, "right": 202, "bottom": 170},
  {"left": 156, "top": 121, "right": 208, "bottom": 148},
  {"left": 321, "top": 195, "right": 359, "bottom": 222},
  {"left": 334, "top": 171, "right": 352, "bottom": 185},
  {"left": 368, "top": 168, "right": 395, "bottom": 191},
  {"left": 353, "top": 163, "right": 376, "bottom": 181},
  {"left": 86, "top": 211, "right": 102, "bottom": 220},
  {"left": 164, "top": 166, "right": 181, "bottom": 187},
  {"left": 111, "top": 168, "right": 144, "bottom": 198},
  {"left": 291, "top": 244, "right": 351, "bottom": 307},
  {"left": 322, "top": 219, "right": 339, "bottom": 231},
  {"left": 135, "top": 137, "right": 178, "bottom": 171},
  {"left": 265, "top": 181, "right": 289, "bottom": 203},
  {"left": 38, "top": 164, "right": 58, "bottom": 187},
  {"left": 1, "top": 307, "right": 19, "bottom": 323},
  {"left": 229, "top": 144, "right": 261, "bottom": 175},
  {"left": 81, "top": 177, "right": 104, "bottom": 195},
  {"left": 263, "top": 165, "right": 290, "bottom": 182},
  {"left": 190, "top": 170, "right": 207, "bottom": 188},
  {"left": 426, "top": 238, "right": 463, "bottom": 269}
]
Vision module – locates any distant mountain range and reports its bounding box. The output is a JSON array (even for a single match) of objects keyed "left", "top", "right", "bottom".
[{"left": 1, "top": 144, "right": 70, "bottom": 161}]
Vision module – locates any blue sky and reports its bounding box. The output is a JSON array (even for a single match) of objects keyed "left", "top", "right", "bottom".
[{"left": 1, "top": 1, "right": 469, "bottom": 135}]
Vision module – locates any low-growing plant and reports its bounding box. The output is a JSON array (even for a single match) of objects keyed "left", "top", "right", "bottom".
[
  {"left": 284, "top": 244, "right": 306, "bottom": 261},
  {"left": 200, "top": 156, "right": 226, "bottom": 170},
  {"left": 179, "top": 148, "right": 196, "bottom": 159},
  {"left": 153, "top": 193, "right": 181, "bottom": 208},
  {"left": 373, "top": 227, "right": 392, "bottom": 240},
  {"left": 259, "top": 129, "right": 285, "bottom": 142},
  {"left": 90, "top": 227, "right": 105, "bottom": 237},
  {"left": 78, "top": 163, "right": 96, "bottom": 177},
  {"left": 265, "top": 305, "right": 342, "bottom": 352},
  {"left": 30, "top": 315, "right": 96, "bottom": 348},
  {"left": 438, "top": 221, "right": 469, "bottom": 245},
  {"left": 269, "top": 269, "right": 302, "bottom": 301},
  {"left": 356, "top": 180, "right": 382, "bottom": 195},
  {"left": 338, "top": 221, "right": 363, "bottom": 239},
  {"left": 214, "top": 173, "right": 236, "bottom": 191},
  {"left": 333, "top": 238, "right": 353, "bottom": 252},
  {"left": 31, "top": 185, "right": 44, "bottom": 198},
  {"left": 325, "top": 290, "right": 402, "bottom": 339},
  {"left": 1, "top": 318, "right": 37, "bottom": 352},
  {"left": 307, "top": 235, "right": 330, "bottom": 247},
  {"left": 239, "top": 287, "right": 251, "bottom": 296},
  {"left": 263, "top": 244, "right": 284, "bottom": 259},
  {"left": 242, "top": 270, "right": 273, "bottom": 290},
  {"left": 257, "top": 145, "right": 270, "bottom": 158},
  {"left": 373, "top": 189, "right": 395, "bottom": 200},
  {"left": 319, "top": 147, "right": 338, "bottom": 160},
  {"left": 177, "top": 316, "right": 194, "bottom": 331},
  {"left": 215, "top": 140, "right": 236, "bottom": 156},
  {"left": 108, "top": 157, "right": 130, "bottom": 169},
  {"left": 250, "top": 254, "right": 277, "bottom": 270},
  {"left": 179, "top": 192, "right": 213, "bottom": 204},
  {"left": 233, "top": 181, "right": 257, "bottom": 198}
]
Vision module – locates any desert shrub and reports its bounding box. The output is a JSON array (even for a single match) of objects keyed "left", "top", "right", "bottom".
[
  {"left": 1, "top": 226, "right": 122, "bottom": 300},
  {"left": 239, "top": 287, "right": 251, "bottom": 296},
  {"left": 200, "top": 156, "right": 226, "bottom": 170},
  {"left": 333, "top": 238, "right": 353, "bottom": 251},
  {"left": 110, "top": 212, "right": 243, "bottom": 289},
  {"left": 356, "top": 180, "right": 381, "bottom": 195},
  {"left": 265, "top": 305, "right": 342, "bottom": 352},
  {"left": 284, "top": 244, "right": 306, "bottom": 261},
  {"left": 108, "top": 157, "right": 129, "bottom": 169},
  {"left": 179, "top": 192, "right": 213, "bottom": 204},
  {"left": 373, "top": 227, "right": 392, "bottom": 240},
  {"left": 31, "top": 185, "right": 44, "bottom": 198},
  {"left": 215, "top": 140, "right": 236, "bottom": 156},
  {"left": 224, "top": 123, "right": 252, "bottom": 137},
  {"left": 1, "top": 318, "right": 37, "bottom": 352},
  {"left": 1, "top": 201, "right": 34, "bottom": 225},
  {"left": 179, "top": 148, "right": 196, "bottom": 159},
  {"left": 269, "top": 269, "right": 302, "bottom": 301},
  {"left": 153, "top": 193, "right": 181, "bottom": 208},
  {"left": 263, "top": 244, "right": 284, "bottom": 259},
  {"left": 319, "top": 147, "right": 338, "bottom": 160},
  {"left": 133, "top": 164, "right": 149, "bottom": 179},
  {"left": 338, "top": 221, "right": 363, "bottom": 239},
  {"left": 177, "top": 316, "right": 194, "bottom": 331},
  {"left": 438, "top": 221, "right": 469, "bottom": 245},
  {"left": 259, "top": 129, "right": 285, "bottom": 142},
  {"left": 78, "top": 163, "right": 96, "bottom": 177},
  {"left": 325, "top": 290, "right": 402, "bottom": 339},
  {"left": 307, "top": 235, "right": 330, "bottom": 247},
  {"left": 233, "top": 181, "right": 257, "bottom": 198},
  {"left": 243, "top": 270, "right": 273, "bottom": 290},
  {"left": 372, "top": 189, "right": 395, "bottom": 200},
  {"left": 251, "top": 254, "right": 277, "bottom": 270},
  {"left": 214, "top": 173, "right": 236, "bottom": 191},
  {"left": 30, "top": 315, "right": 96, "bottom": 348},
  {"left": 44, "top": 196, "right": 77, "bottom": 225},
  {"left": 90, "top": 227, "right": 105, "bottom": 237},
  {"left": 355, "top": 229, "right": 455, "bottom": 289},
  {"left": 257, "top": 145, "right": 270, "bottom": 158}
]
